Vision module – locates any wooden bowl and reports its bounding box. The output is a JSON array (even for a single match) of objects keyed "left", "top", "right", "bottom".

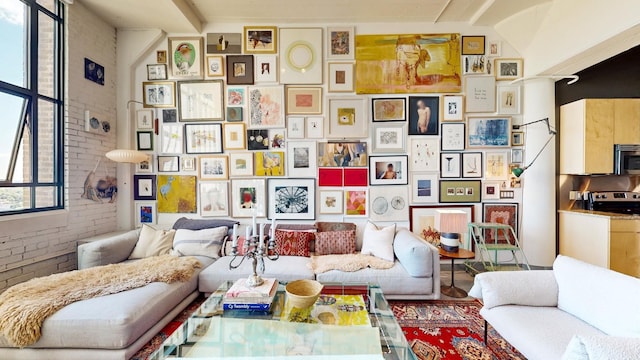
[{"left": 285, "top": 279, "right": 323, "bottom": 309}]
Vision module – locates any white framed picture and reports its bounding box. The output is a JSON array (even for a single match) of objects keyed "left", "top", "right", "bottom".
[
  {"left": 442, "top": 95, "right": 464, "bottom": 121},
  {"left": 231, "top": 179, "right": 266, "bottom": 218},
  {"left": 483, "top": 181, "right": 501, "bottom": 200},
  {"left": 465, "top": 76, "right": 496, "bottom": 113},
  {"left": 369, "top": 186, "right": 408, "bottom": 222},
  {"left": 410, "top": 173, "right": 438, "bottom": 204},
  {"left": 287, "top": 116, "right": 305, "bottom": 139},
  {"left": 319, "top": 190, "right": 343, "bottom": 214},
  {"left": 328, "top": 62, "right": 355, "bottom": 92},
  {"left": 200, "top": 182, "right": 229, "bottom": 217},
  {"left": 160, "top": 124, "right": 183, "bottom": 154},
  {"left": 306, "top": 116, "right": 324, "bottom": 138},
  {"left": 136, "top": 109, "right": 154, "bottom": 129},
  {"left": 485, "top": 151, "right": 509, "bottom": 180},
  {"left": 135, "top": 153, "right": 153, "bottom": 173},
  {"left": 287, "top": 140, "right": 317, "bottom": 178},
  {"left": 409, "top": 138, "right": 439, "bottom": 172},
  {"left": 229, "top": 152, "right": 254, "bottom": 177},
  {"left": 497, "top": 85, "right": 521, "bottom": 115},
  {"left": 267, "top": 178, "right": 316, "bottom": 220},
  {"left": 372, "top": 124, "right": 406, "bottom": 153},
  {"left": 462, "top": 152, "right": 483, "bottom": 178},
  {"left": 327, "top": 97, "right": 368, "bottom": 139},
  {"left": 279, "top": 27, "right": 323, "bottom": 84},
  {"left": 254, "top": 55, "right": 278, "bottom": 83},
  {"left": 440, "top": 152, "right": 461, "bottom": 178},
  {"left": 135, "top": 202, "right": 156, "bottom": 226}
]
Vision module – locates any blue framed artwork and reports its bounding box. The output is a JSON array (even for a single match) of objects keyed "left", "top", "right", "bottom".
[{"left": 466, "top": 116, "right": 511, "bottom": 148}]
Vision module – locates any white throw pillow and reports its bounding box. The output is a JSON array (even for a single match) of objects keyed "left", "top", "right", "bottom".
[
  {"left": 129, "top": 224, "right": 175, "bottom": 259},
  {"left": 360, "top": 221, "right": 396, "bottom": 262},
  {"left": 562, "top": 335, "right": 640, "bottom": 360},
  {"left": 172, "top": 226, "right": 228, "bottom": 259}
]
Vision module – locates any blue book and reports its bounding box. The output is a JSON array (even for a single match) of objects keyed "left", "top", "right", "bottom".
[{"left": 223, "top": 303, "right": 271, "bottom": 311}]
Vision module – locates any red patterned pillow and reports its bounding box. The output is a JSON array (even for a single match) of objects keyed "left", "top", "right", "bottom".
[
  {"left": 274, "top": 230, "right": 312, "bottom": 257},
  {"left": 315, "top": 230, "right": 357, "bottom": 255}
]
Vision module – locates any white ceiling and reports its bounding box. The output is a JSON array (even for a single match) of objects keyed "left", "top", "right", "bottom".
[{"left": 76, "top": 0, "right": 551, "bottom": 33}]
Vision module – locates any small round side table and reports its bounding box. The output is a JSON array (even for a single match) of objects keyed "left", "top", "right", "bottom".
[{"left": 439, "top": 247, "right": 475, "bottom": 298}]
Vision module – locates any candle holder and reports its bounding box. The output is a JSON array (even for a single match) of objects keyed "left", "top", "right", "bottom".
[{"left": 229, "top": 233, "right": 279, "bottom": 287}]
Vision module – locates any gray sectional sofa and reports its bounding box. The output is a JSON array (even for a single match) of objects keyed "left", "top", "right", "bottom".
[{"left": 0, "top": 220, "right": 440, "bottom": 360}]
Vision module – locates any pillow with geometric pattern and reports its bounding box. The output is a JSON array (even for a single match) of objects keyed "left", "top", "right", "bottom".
[
  {"left": 274, "top": 230, "right": 313, "bottom": 257},
  {"left": 315, "top": 230, "right": 357, "bottom": 255}
]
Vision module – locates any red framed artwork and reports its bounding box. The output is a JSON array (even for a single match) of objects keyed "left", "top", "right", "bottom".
[
  {"left": 343, "top": 168, "right": 368, "bottom": 186},
  {"left": 482, "top": 203, "right": 518, "bottom": 244},
  {"left": 318, "top": 168, "right": 343, "bottom": 187}
]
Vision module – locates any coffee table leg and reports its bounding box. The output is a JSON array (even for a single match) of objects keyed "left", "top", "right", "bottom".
[{"left": 441, "top": 257, "right": 468, "bottom": 298}]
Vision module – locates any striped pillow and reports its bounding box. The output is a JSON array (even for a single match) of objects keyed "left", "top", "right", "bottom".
[{"left": 172, "top": 226, "right": 228, "bottom": 259}]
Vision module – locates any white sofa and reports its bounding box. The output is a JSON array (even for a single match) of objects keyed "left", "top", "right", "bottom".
[{"left": 469, "top": 255, "right": 640, "bottom": 360}]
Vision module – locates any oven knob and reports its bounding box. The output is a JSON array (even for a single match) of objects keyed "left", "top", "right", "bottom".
[
  {"left": 634, "top": 194, "right": 639, "bottom": 199},
  {"left": 602, "top": 194, "right": 607, "bottom": 199},
  {"left": 595, "top": 194, "right": 602, "bottom": 199}
]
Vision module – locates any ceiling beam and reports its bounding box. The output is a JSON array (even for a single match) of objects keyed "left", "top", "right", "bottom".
[{"left": 171, "top": 0, "right": 203, "bottom": 33}]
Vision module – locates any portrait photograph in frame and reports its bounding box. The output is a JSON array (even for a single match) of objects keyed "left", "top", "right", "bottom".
[
  {"left": 226, "top": 55, "right": 254, "bottom": 85},
  {"left": 409, "top": 205, "right": 474, "bottom": 244},
  {"left": 439, "top": 180, "right": 481, "bottom": 203},
  {"left": 440, "top": 152, "right": 461, "bottom": 178},
  {"left": 248, "top": 86, "right": 285, "bottom": 128},
  {"left": 410, "top": 137, "right": 439, "bottom": 172},
  {"left": 442, "top": 95, "right": 464, "bottom": 121},
  {"left": 483, "top": 203, "right": 519, "bottom": 242},
  {"left": 223, "top": 122, "right": 246, "bottom": 150},
  {"left": 135, "top": 202, "right": 156, "bottom": 226},
  {"left": 200, "top": 182, "right": 229, "bottom": 217},
  {"left": 199, "top": 155, "right": 228, "bottom": 181},
  {"left": 136, "top": 109, "right": 154, "bottom": 129},
  {"left": 464, "top": 76, "right": 496, "bottom": 113},
  {"left": 205, "top": 55, "right": 224, "bottom": 77},
  {"left": 440, "top": 122, "right": 465, "bottom": 151},
  {"left": 287, "top": 116, "right": 305, "bottom": 138},
  {"left": 327, "top": 27, "right": 354, "bottom": 60},
  {"left": 372, "top": 124, "right": 406, "bottom": 153},
  {"left": 462, "top": 152, "right": 483, "bottom": 178},
  {"left": 497, "top": 85, "right": 521, "bottom": 115},
  {"left": 495, "top": 58, "right": 523, "bottom": 81},
  {"left": 372, "top": 97, "right": 406, "bottom": 122},
  {"left": 286, "top": 87, "right": 322, "bottom": 114},
  {"left": 229, "top": 152, "right": 254, "bottom": 177},
  {"left": 178, "top": 80, "right": 224, "bottom": 121},
  {"left": 136, "top": 131, "right": 153, "bottom": 151},
  {"left": 243, "top": 26, "right": 277, "bottom": 54},
  {"left": 147, "top": 64, "right": 167, "bottom": 81},
  {"left": 410, "top": 173, "right": 438, "bottom": 204},
  {"left": 279, "top": 27, "right": 323, "bottom": 84},
  {"left": 327, "top": 97, "right": 368, "bottom": 139},
  {"left": 461, "top": 35, "right": 485, "bottom": 55},
  {"left": 467, "top": 116, "right": 511, "bottom": 148},
  {"left": 408, "top": 96, "right": 439, "bottom": 135},
  {"left": 184, "top": 123, "right": 223, "bottom": 154},
  {"left": 157, "top": 155, "right": 179, "bottom": 172},
  {"left": 142, "top": 81, "right": 176, "bottom": 108},
  {"left": 267, "top": 178, "right": 316, "bottom": 220},
  {"left": 485, "top": 151, "right": 510, "bottom": 180},
  {"left": 369, "top": 155, "right": 408, "bottom": 186},
  {"left": 483, "top": 181, "right": 501, "bottom": 200},
  {"left": 231, "top": 179, "right": 266, "bottom": 218},
  {"left": 369, "top": 186, "right": 408, "bottom": 222},
  {"left": 319, "top": 190, "right": 343, "bottom": 214},
  {"left": 160, "top": 124, "right": 183, "bottom": 154},
  {"left": 254, "top": 54, "right": 278, "bottom": 83},
  {"left": 168, "top": 37, "right": 204, "bottom": 80},
  {"left": 133, "top": 174, "right": 157, "bottom": 201},
  {"left": 328, "top": 62, "right": 355, "bottom": 92},
  {"left": 344, "top": 188, "right": 367, "bottom": 217},
  {"left": 287, "top": 140, "right": 317, "bottom": 178}
]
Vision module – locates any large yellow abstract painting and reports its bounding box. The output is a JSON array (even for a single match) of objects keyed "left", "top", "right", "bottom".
[
  {"left": 157, "top": 175, "right": 197, "bottom": 213},
  {"left": 355, "top": 33, "right": 461, "bottom": 94}
]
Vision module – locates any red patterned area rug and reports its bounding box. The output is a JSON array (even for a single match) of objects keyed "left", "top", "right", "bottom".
[{"left": 390, "top": 299, "right": 525, "bottom": 360}]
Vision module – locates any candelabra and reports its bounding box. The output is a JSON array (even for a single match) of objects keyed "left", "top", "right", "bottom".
[{"left": 228, "top": 225, "right": 279, "bottom": 287}]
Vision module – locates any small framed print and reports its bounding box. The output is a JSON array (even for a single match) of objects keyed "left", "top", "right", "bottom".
[
  {"left": 268, "top": 128, "right": 286, "bottom": 149},
  {"left": 485, "top": 151, "right": 510, "bottom": 180},
  {"left": 248, "top": 86, "right": 285, "bottom": 128},
  {"left": 231, "top": 179, "right": 266, "bottom": 217},
  {"left": 344, "top": 188, "right": 368, "bottom": 217},
  {"left": 254, "top": 55, "right": 278, "bottom": 83},
  {"left": 136, "top": 153, "right": 153, "bottom": 173},
  {"left": 410, "top": 138, "right": 439, "bottom": 172},
  {"left": 147, "top": 64, "right": 167, "bottom": 80},
  {"left": 226, "top": 107, "right": 243, "bottom": 122},
  {"left": 440, "top": 152, "right": 461, "bottom": 178},
  {"left": 306, "top": 117, "right": 324, "bottom": 138},
  {"left": 200, "top": 182, "right": 229, "bottom": 217},
  {"left": 328, "top": 62, "right": 354, "bottom": 92},
  {"left": 327, "top": 97, "right": 368, "bottom": 139},
  {"left": 319, "top": 168, "right": 343, "bottom": 186},
  {"left": 160, "top": 124, "right": 183, "bottom": 154},
  {"left": 206, "top": 55, "right": 224, "bottom": 77},
  {"left": 226, "top": 55, "right": 254, "bottom": 85},
  {"left": 462, "top": 152, "right": 483, "bottom": 178},
  {"left": 372, "top": 124, "right": 406, "bottom": 153},
  {"left": 483, "top": 203, "right": 519, "bottom": 241},
  {"left": 161, "top": 108, "right": 177, "bottom": 123},
  {"left": 372, "top": 97, "right": 406, "bottom": 122},
  {"left": 156, "top": 50, "right": 167, "bottom": 64},
  {"left": 442, "top": 95, "right": 464, "bottom": 121},
  {"left": 287, "top": 140, "right": 317, "bottom": 177},
  {"left": 287, "top": 116, "right": 305, "bottom": 139},
  {"left": 136, "top": 131, "right": 153, "bottom": 151},
  {"left": 439, "top": 180, "right": 481, "bottom": 203},
  {"left": 462, "top": 35, "right": 485, "bottom": 55},
  {"left": 247, "top": 129, "right": 269, "bottom": 150},
  {"left": 185, "top": 123, "right": 223, "bottom": 154},
  {"left": 343, "top": 168, "right": 368, "bottom": 186},
  {"left": 511, "top": 148, "right": 524, "bottom": 164},
  {"left": 168, "top": 37, "right": 204, "bottom": 80},
  {"left": 142, "top": 81, "right": 176, "bottom": 108},
  {"left": 135, "top": 202, "right": 156, "bottom": 225},
  {"left": 243, "top": 26, "right": 277, "bottom": 54},
  {"left": 133, "top": 175, "right": 157, "bottom": 200},
  {"left": 327, "top": 27, "right": 354, "bottom": 60},
  {"left": 500, "top": 190, "right": 515, "bottom": 199},
  {"left": 467, "top": 117, "right": 511, "bottom": 148},
  {"left": 199, "top": 155, "right": 228, "bottom": 180},
  {"left": 226, "top": 86, "right": 247, "bottom": 106},
  {"left": 286, "top": 87, "right": 322, "bottom": 114},
  {"left": 181, "top": 156, "right": 196, "bottom": 171},
  {"left": 369, "top": 186, "right": 409, "bottom": 222},
  {"left": 157, "top": 155, "right": 179, "bottom": 172},
  {"left": 268, "top": 178, "right": 316, "bottom": 220},
  {"left": 512, "top": 131, "right": 525, "bottom": 146},
  {"left": 223, "top": 123, "right": 246, "bottom": 150},
  {"left": 462, "top": 55, "right": 488, "bottom": 75},
  {"left": 483, "top": 181, "right": 501, "bottom": 200},
  {"left": 229, "top": 152, "right": 254, "bottom": 177},
  {"left": 255, "top": 151, "right": 285, "bottom": 176},
  {"left": 465, "top": 76, "right": 496, "bottom": 113},
  {"left": 319, "top": 190, "right": 343, "bottom": 214},
  {"left": 369, "top": 155, "right": 408, "bottom": 186},
  {"left": 497, "top": 85, "right": 521, "bottom": 114},
  {"left": 136, "top": 109, "right": 154, "bottom": 129},
  {"left": 410, "top": 173, "right": 438, "bottom": 204},
  {"left": 441, "top": 123, "right": 465, "bottom": 151},
  {"left": 488, "top": 41, "right": 501, "bottom": 57},
  {"left": 495, "top": 58, "right": 523, "bottom": 81},
  {"left": 178, "top": 80, "right": 224, "bottom": 121}
]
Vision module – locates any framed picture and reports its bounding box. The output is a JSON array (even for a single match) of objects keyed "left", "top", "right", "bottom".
[
  {"left": 317, "top": 142, "right": 367, "bottom": 167},
  {"left": 511, "top": 148, "right": 524, "bottom": 164},
  {"left": 497, "top": 85, "right": 521, "bottom": 114},
  {"left": 440, "top": 122, "right": 465, "bottom": 151},
  {"left": 147, "top": 64, "right": 167, "bottom": 80},
  {"left": 500, "top": 190, "right": 515, "bottom": 199},
  {"left": 319, "top": 190, "right": 343, "bottom": 214},
  {"left": 142, "top": 81, "right": 176, "bottom": 108},
  {"left": 231, "top": 179, "right": 266, "bottom": 217},
  {"left": 462, "top": 55, "right": 488, "bottom": 75},
  {"left": 178, "top": 80, "right": 224, "bottom": 121},
  {"left": 410, "top": 173, "right": 438, "bottom": 204},
  {"left": 369, "top": 155, "right": 408, "bottom": 186},
  {"left": 410, "top": 138, "right": 439, "bottom": 172},
  {"left": 254, "top": 55, "right": 278, "bottom": 83},
  {"left": 319, "top": 168, "right": 343, "bottom": 186},
  {"left": 243, "top": 26, "right": 277, "bottom": 54},
  {"left": 287, "top": 116, "right": 305, "bottom": 138},
  {"left": 136, "top": 109, "right": 154, "bottom": 129},
  {"left": 495, "top": 58, "right": 523, "bottom": 80},
  {"left": 135, "top": 202, "right": 156, "bottom": 225},
  {"left": 226, "top": 107, "right": 243, "bottom": 122},
  {"left": 442, "top": 95, "right": 464, "bottom": 121},
  {"left": 286, "top": 87, "right": 322, "bottom": 114},
  {"left": 327, "top": 27, "right": 354, "bottom": 60},
  {"left": 279, "top": 27, "right": 323, "bottom": 84},
  {"left": 488, "top": 41, "right": 501, "bottom": 57},
  {"left": 287, "top": 140, "right": 317, "bottom": 177},
  {"left": 440, "top": 152, "right": 461, "bottom": 178},
  {"left": 184, "top": 123, "right": 223, "bottom": 154},
  {"left": 465, "top": 76, "right": 496, "bottom": 113},
  {"left": 408, "top": 96, "right": 439, "bottom": 135},
  {"left": 156, "top": 50, "right": 167, "bottom": 64},
  {"left": 160, "top": 124, "right": 183, "bottom": 154},
  {"left": 369, "top": 186, "right": 409, "bottom": 222},
  {"left": 248, "top": 86, "right": 285, "bottom": 128},
  {"left": 247, "top": 129, "right": 269, "bottom": 150},
  {"left": 462, "top": 152, "right": 483, "bottom": 178},
  {"left": 168, "top": 37, "right": 204, "bottom": 80},
  {"left": 467, "top": 116, "right": 511, "bottom": 148},
  {"left": 372, "top": 97, "right": 406, "bottom": 122},
  {"left": 343, "top": 168, "right": 368, "bottom": 186},
  {"left": 223, "top": 123, "right": 246, "bottom": 150},
  {"left": 462, "top": 35, "right": 485, "bottom": 55},
  {"left": 328, "top": 62, "right": 355, "bottom": 92},
  {"left": 511, "top": 131, "right": 525, "bottom": 146},
  {"left": 200, "top": 182, "right": 229, "bottom": 217},
  {"left": 157, "top": 155, "right": 179, "bottom": 172},
  {"left": 483, "top": 181, "right": 501, "bottom": 200},
  {"left": 205, "top": 32, "right": 242, "bottom": 54},
  {"left": 327, "top": 97, "right": 368, "bottom": 138},
  {"left": 483, "top": 203, "right": 519, "bottom": 243},
  {"left": 136, "top": 131, "right": 153, "bottom": 151},
  {"left": 205, "top": 55, "right": 224, "bottom": 77},
  {"left": 268, "top": 128, "right": 285, "bottom": 149},
  {"left": 267, "top": 178, "right": 316, "bottom": 220},
  {"left": 226, "top": 55, "right": 254, "bottom": 85},
  {"left": 409, "top": 205, "right": 475, "bottom": 245},
  {"left": 372, "top": 124, "right": 406, "bottom": 153},
  {"left": 229, "top": 152, "right": 254, "bottom": 177},
  {"left": 161, "top": 108, "right": 177, "bottom": 123},
  {"left": 344, "top": 188, "right": 367, "bottom": 217},
  {"left": 485, "top": 151, "right": 510, "bottom": 180},
  {"left": 133, "top": 175, "right": 157, "bottom": 200},
  {"left": 135, "top": 153, "right": 153, "bottom": 173},
  {"left": 439, "top": 180, "right": 482, "bottom": 203},
  {"left": 226, "top": 86, "right": 247, "bottom": 106},
  {"left": 181, "top": 156, "right": 196, "bottom": 171},
  {"left": 306, "top": 116, "right": 324, "bottom": 138},
  {"left": 199, "top": 155, "right": 228, "bottom": 180},
  {"left": 255, "top": 151, "right": 285, "bottom": 176}
]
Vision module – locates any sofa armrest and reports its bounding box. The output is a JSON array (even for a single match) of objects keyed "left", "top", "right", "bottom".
[
  {"left": 469, "top": 270, "right": 558, "bottom": 309},
  {"left": 393, "top": 229, "right": 439, "bottom": 278},
  {"left": 77, "top": 230, "right": 139, "bottom": 269}
]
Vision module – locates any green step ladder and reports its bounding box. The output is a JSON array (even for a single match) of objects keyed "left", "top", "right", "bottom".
[{"left": 466, "top": 222, "right": 531, "bottom": 273}]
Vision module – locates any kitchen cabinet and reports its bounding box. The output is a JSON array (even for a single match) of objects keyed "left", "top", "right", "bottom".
[
  {"left": 559, "top": 210, "right": 640, "bottom": 278},
  {"left": 559, "top": 98, "right": 640, "bottom": 175}
]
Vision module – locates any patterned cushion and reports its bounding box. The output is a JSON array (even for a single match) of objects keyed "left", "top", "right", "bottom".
[
  {"left": 274, "top": 230, "right": 313, "bottom": 257},
  {"left": 314, "top": 222, "right": 356, "bottom": 233},
  {"left": 315, "top": 230, "right": 357, "bottom": 255}
]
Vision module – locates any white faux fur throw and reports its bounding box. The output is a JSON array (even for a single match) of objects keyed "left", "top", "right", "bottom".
[
  {"left": 0, "top": 254, "right": 201, "bottom": 347},
  {"left": 309, "top": 254, "right": 394, "bottom": 274}
]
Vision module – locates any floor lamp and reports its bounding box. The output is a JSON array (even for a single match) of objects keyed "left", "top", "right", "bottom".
[{"left": 511, "top": 117, "right": 557, "bottom": 178}]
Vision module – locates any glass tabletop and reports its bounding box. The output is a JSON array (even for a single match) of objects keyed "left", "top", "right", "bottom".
[{"left": 149, "top": 281, "right": 416, "bottom": 360}]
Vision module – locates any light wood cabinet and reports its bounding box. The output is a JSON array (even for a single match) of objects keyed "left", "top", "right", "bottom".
[{"left": 559, "top": 98, "right": 640, "bottom": 175}]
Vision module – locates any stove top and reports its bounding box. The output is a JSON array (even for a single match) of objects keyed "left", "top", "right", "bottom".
[
  {"left": 589, "top": 191, "right": 640, "bottom": 202},
  {"left": 587, "top": 191, "right": 640, "bottom": 214}
]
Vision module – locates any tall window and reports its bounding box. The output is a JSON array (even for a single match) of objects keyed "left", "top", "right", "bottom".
[{"left": 0, "top": 0, "right": 64, "bottom": 214}]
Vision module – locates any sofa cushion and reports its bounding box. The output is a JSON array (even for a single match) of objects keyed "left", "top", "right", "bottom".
[
  {"left": 274, "top": 230, "right": 312, "bottom": 257},
  {"left": 392, "top": 229, "right": 434, "bottom": 277},
  {"left": 562, "top": 334, "right": 640, "bottom": 360},
  {"left": 315, "top": 222, "right": 356, "bottom": 232},
  {"left": 77, "top": 230, "right": 139, "bottom": 269},
  {"left": 554, "top": 255, "right": 640, "bottom": 337},
  {"left": 315, "top": 230, "right": 356, "bottom": 255},
  {"left": 129, "top": 225, "right": 175, "bottom": 259},
  {"left": 172, "top": 217, "right": 239, "bottom": 231},
  {"left": 360, "top": 221, "right": 395, "bottom": 262},
  {"left": 172, "top": 227, "right": 228, "bottom": 259},
  {"left": 469, "top": 270, "right": 558, "bottom": 309}
]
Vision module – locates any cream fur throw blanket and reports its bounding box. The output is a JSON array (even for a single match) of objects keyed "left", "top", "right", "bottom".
[
  {"left": 0, "top": 254, "right": 201, "bottom": 347},
  {"left": 309, "top": 254, "right": 394, "bottom": 273}
]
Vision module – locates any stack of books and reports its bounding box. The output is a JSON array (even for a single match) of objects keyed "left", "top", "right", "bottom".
[{"left": 223, "top": 277, "right": 278, "bottom": 312}]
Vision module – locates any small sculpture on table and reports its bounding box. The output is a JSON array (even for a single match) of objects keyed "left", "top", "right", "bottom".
[{"left": 229, "top": 220, "right": 279, "bottom": 287}]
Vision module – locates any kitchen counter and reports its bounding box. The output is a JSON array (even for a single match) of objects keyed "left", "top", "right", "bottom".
[{"left": 558, "top": 209, "right": 640, "bottom": 220}]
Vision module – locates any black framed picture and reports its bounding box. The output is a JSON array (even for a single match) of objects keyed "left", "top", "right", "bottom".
[
  {"left": 133, "top": 175, "right": 157, "bottom": 201},
  {"left": 226, "top": 55, "right": 254, "bottom": 85},
  {"left": 408, "top": 96, "right": 439, "bottom": 135}
]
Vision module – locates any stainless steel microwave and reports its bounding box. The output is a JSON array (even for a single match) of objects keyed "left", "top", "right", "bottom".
[{"left": 614, "top": 144, "right": 640, "bottom": 175}]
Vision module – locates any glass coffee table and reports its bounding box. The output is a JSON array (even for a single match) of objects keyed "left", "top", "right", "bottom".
[{"left": 149, "top": 281, "right": 416, "bottom": 360}]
